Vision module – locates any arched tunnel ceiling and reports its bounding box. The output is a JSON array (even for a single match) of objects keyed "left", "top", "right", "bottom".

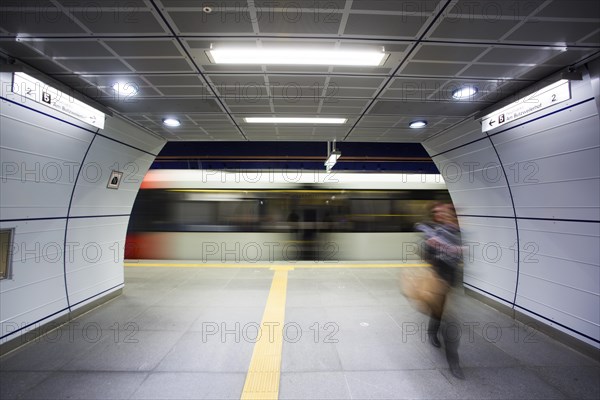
[{"left": 0, "top": 0, "right": 598, "bottom": 142}]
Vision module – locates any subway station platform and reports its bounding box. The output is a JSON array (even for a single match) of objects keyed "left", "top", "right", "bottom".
[{"left": 1, "top": 262, "right": 598, "bottom": 400}]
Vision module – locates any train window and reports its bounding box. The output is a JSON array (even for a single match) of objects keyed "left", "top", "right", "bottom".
[
  {"left": 218, "top": 201, "right": 260, "bottom": 226},
  {"left": 174, "top": 200, "right": 218, "bottom": 225},
  {"left": 0, "top": 228, "right": 14, "bottom": 280},
  {"left": 127, "top": 189, "right": 450, "bottom": 233}
]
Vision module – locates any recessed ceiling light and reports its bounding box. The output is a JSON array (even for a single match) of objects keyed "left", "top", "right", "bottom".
[
  {"left": 208, "top": 48, "right": 387, "bottom": 66},
  {"left": 112, "top": 82, "right": 138, "bottom": 97},
  {"left": 244, "top": 117, "right": 347, "bottom": 124},
  {"left": 409, "top": 120, "right": 427, "bottom": 129},
  {"left": 162, "top": 118, "right": 181, "bottom": 127},
  {"left": 452, "top": 86, "right": 478, "bottom": 99}
]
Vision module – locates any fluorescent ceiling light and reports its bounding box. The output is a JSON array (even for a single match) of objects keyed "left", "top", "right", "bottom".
[
  {"left": 409, "top": 120, "right": 427, "bottom": 129},
  {"left": 244, "top": 117, "right": 347, "bottom": 124},
  {"left": 452, "top": 86, "right": 478, "bottom": 99},
  {"left": 209, "top": 48, "right": 387, "bottom": 66},
  {"left": 162, "top": 118, "right": 181, "bottom": 127}
]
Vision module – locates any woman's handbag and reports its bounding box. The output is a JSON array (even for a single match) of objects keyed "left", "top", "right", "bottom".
[{"left": 400, "top": 267, "right": 450, "bottom": 315}]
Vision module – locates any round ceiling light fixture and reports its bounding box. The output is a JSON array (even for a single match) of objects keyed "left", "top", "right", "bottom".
[
  {"left": 162, "top": 118, "right": 181, "bottom": 127},
  {"left": 409, "top": 120, "right": 427, "bottom": 129},
  {"left": 452, "top": 86, "right": 478, "bottom": 99},
  {"left": 112, "top": 81, "right": 138, "bottom": 97}
]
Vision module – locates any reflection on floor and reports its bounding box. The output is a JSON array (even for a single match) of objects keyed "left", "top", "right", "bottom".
[{"left": 1, "top": 262, "right": 598, "bottom": 400}]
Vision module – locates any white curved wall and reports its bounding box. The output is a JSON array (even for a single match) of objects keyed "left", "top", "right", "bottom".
[
  {"left": 423, "top": 61, "right": 600, "bottom": 348},
  {"left": 0, "top": 71, "right": 165, "bottom": 345}
]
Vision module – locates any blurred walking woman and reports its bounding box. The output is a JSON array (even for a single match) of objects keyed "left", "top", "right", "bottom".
[{"left": 420, "top": 203, "right": 464, "bottom": 379}]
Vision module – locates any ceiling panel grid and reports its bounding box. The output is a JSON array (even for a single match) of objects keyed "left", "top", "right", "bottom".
[{"left": 0, "top": 0, "right": 597, "bottom": 141}]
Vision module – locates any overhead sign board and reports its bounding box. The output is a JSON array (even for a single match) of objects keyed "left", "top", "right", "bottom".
[
  {"left": 12, "top": 72, "right": 105, "bottom": 129},
  {"left": 481, "top": 79, "right": 571, "bottom": 133}
]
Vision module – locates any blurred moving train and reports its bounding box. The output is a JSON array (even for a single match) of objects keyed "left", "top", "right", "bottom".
[{"left": 125, "top": 170, "right": 450, "bottom": 261}]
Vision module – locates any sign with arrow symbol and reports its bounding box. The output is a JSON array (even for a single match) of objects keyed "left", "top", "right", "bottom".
[
  {"left": 481, "top": 79, "right": 571, "bottom": 133},
  {"left": 12, "top": 72, "right": 105, "bottom": 129}
]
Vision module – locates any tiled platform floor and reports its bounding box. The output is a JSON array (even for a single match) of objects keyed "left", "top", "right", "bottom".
[{"left": 1, "top": 262, "right": 598, "bottom": 399}]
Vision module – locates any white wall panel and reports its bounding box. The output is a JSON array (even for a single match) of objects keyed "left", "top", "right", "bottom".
[
  {"left": 509, "top": 177, "right": 600, "bottom": 221},
  {"left": 433, "top": 139, "right": 513, "bottom": 217},
  {"left": 590, "top": 58, "right": 600, "bottom": 111},
  {"left": 423, "top": 65, "right": 600, "bottom": 348},
  {"left": 517, "top": 280, "right": 599, "bottom": 347},
  {"left": 491, "top": 99, "right": 600, "bottom": 221},
  {"left": 423, "top": 119, "right": 484, "bottom": 155},
  {"left": 69, "top": 136, "right": 156, "bottom": 217},
  {"left": 64, "top": 216, "right": 128, "bottom": 306},
  {"left": 0, "top": 71, "right": 166, "bottom": 345},
  {"left": 515, "top": 219, "right": 600, "bottom": 344},
  {"left": 101, "top": 115, "right": 164, "bottom": 155},
  {"left": 0, "top": 98, "right": 93, "bottom": 220},
  {"left": 0, "top": 219, "right": 69, "bottom": 343},
  {"left": 492, "top": 73, "right": 598, "bottom": 346},
  {"left": 490, "top": 101, "right": 598, "bottom": 156},
  {"left": 444, "top": 187, "right": 512, "bottom": 217},
  {"left": 459, "top": 216, "right": 518, "bottom": 302}
]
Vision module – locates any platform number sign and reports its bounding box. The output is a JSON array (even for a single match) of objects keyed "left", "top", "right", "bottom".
[
  {"left": 107, "top": 171, "right": 124, "bottom": 189},
  {"left": 42, "top": 92, "right": 52, "bottom": 104}
]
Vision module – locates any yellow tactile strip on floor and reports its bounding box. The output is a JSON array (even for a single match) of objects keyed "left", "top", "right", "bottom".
[
  {"left": 240, "top": 268, "right": 289, "bottom": 400},
  {"left": 122, "top": 261, "right": 430, "bottom": 398},
  {"left": 124, "top": 262, "right": 272, "bottom": 268},
  {"left": 124, "top": 262, "right": 429, "bottom": 269}
]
